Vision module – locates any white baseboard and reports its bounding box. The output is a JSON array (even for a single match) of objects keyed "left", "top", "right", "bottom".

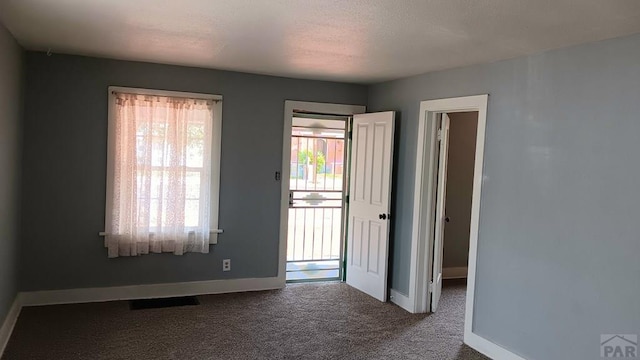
[
  {"left": 389, "top": 288, "right": 414, "bottom": 313},
  {"left": 443, "top": 266, "right": 468, "bottom": 279},
  {"left": 0, "top": 297, "right": 22, "bottom": 357},
  {"left": 20, "top": 277, "right": 284, "bottom": 307},
  {"left": 465, "top": 331, "right": 527, "bottom": 360}
]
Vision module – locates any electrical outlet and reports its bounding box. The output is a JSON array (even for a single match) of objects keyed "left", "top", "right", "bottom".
[{"left": 222, "top": 259, "right": 231, "bottom": 272}]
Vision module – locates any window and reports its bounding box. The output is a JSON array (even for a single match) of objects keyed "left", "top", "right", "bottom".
[{"left": 104, "top": 87, "right": 222, "bottom": 258}]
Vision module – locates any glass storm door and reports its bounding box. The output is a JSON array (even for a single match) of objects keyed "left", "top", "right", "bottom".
[{"left": 286, "top": 114, "right": 349, "bottom": 281}]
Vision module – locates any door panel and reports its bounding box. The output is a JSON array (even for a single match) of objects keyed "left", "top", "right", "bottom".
[
  {"left": 286, "top": 115, "right": 348, "bottom": 281},
  {"left": 431, "top": 113, "right": 451, "bottom": 312},
  {"left": 368, "top": 222, "right": 381, "bottom": 274},
  {"left": 371, "top": 123, "right": 387, "bottom": 205},
  {"left": 346, "top": 111, "right": 395, "bottom": 302},
  {"left": 351, "top": 217, "right": 365, "bottom": 268},
  {"left": 353, "top": 123, "right": 369, "bottom": 202}
]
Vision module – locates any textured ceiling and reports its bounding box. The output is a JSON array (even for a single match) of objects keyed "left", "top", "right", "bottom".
[{"left": 2, "top": 0, "right": 640, "bottom": 83}]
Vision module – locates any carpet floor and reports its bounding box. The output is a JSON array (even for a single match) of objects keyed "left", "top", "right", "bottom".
[{"left": 3, "top": 281, "right": 488, "bottom": 360}]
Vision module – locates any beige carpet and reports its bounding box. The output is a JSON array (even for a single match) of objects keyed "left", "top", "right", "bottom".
[{"left": 3, "top": 281, "right": 488, "bottom": 359}]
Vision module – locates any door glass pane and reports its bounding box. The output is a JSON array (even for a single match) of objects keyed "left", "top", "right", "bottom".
[{"left": 287, "top": 116, "right": 348, "bottom": 282}]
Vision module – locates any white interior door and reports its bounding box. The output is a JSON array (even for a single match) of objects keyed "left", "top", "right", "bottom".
[
  {"left": 346, "top": 111, "right": 395, "bottom": 301},
  {"left": 431, "top": 113, "right": 451, "bottom": 312}
]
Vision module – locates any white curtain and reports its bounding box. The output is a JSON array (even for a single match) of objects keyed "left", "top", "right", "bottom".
[{"left": 106, "top": 92, "right": 214, "bottom": 258}]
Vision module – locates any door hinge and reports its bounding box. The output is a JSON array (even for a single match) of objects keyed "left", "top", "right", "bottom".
[
  {"left": 437, "top": 128, "right": 442, "bottom": 141},
  {"left": 428, "top": 281, "right": 434, "bottom": 292},
  {"left": 345, "top": 194, "right": 350, "bottom": 204},
  {"left": 348, "top": 130, "right": 353, "bottom": 140}
]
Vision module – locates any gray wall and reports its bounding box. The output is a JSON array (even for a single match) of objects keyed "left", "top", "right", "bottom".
[
  {"left": 20, "top": 52, "right": 367, "bottom": 291},
  {"left": 442, "top": 112, "right": 477, "bottom": 269},
  {"left": 369, "top": 33, "right": 640, "bottom": 360},
  {"left": 0, "top": 24, "right": 22, "bottom": 323}
]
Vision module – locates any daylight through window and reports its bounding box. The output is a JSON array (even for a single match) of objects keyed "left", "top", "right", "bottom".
[{"left": 104, "top": 89, "right": 221, "bottom": 257}]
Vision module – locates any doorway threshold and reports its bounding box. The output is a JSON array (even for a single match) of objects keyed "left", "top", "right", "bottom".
[{"left": 286, "top": 260, "right": 340, "bottom": 283}]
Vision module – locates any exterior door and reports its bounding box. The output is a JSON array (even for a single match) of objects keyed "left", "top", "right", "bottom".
[
  {"left": 431, "top": 113, "right": 451, "bottom": 311},
  {"left": 345, "top": 111, "right": 395, "bottom": 301},
  {"left": 286, "top": 114, "right": 349, "bottom": 281}
]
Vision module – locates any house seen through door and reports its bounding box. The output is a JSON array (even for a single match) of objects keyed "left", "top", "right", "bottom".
[{"left": 286, "top": 113, "right": 350, "bottom": 281}]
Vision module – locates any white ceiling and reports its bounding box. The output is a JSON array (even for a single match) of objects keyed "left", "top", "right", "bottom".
[{"left": 2, "top": 0, "right": 640, "bottom": 83}]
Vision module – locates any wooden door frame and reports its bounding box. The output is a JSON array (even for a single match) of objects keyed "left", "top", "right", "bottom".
[
  {"left": 407, "top": 95, "right": 493, "bottom": 350},
  {"left": 278, "top": 101, "right": 366, "bottom": 285}
]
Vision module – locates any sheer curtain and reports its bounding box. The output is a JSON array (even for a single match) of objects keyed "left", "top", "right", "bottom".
[{"left": 105, "top": 92, "right": 214, "bottom": 258}]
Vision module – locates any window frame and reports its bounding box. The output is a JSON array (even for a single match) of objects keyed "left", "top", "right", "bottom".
[{"left": 105, "top": 86, "right": 223, "bottom": 244}]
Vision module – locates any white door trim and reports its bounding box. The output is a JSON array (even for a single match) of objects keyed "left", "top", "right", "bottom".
[
  {"left": 279, "top": 101, "right": 366, "bottom": 284},
  {"left": 407, "top": 95, "right": 520, "bottom": 358},
  {"left": 409, "top": 95, "right": 487, "bottom": 314}
]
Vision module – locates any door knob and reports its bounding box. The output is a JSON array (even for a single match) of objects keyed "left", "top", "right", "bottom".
[{"left": 379, "top": 213, "right": 387, "bottom": 220}]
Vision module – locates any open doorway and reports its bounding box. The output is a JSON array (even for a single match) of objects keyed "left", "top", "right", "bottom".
[
  {"left": 441, "top": 112, "right": 477, "bottom": 282},
  {"left": 430, "top": 111, "right": 478, "bottom": 311},
  {"left": 285, "top": 112, "right": 350, "bottom": 281},
  {"left": 401, "top": 95, "right": 489, "bottom": 350},
  {"left": 278, "top": 101, "right": 366, "bottom": 284},
  {"left": 279, "top": 101, "right": 396, "bottom": 303}
]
